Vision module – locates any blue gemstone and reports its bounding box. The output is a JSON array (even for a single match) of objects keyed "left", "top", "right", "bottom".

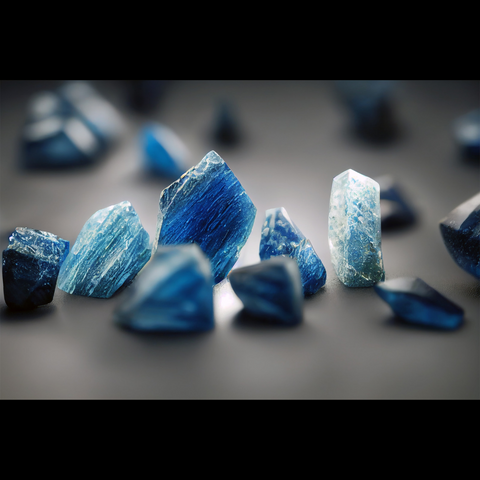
[
  {"left": 229, "top": 256, "right": 303, "bottom": 325},
  {"left": 376, "top": 175, "right": 416, "bottom": 229},
  {"left": 114, "top": 244, "right": 214, "bottom": 332},
  {"left": 439, "top": 193, "right": 480, "bottom": 279},
  {"left": 154, "top": 150, "right": 257, "bottom": 284},
  {"left": 2, "top": 227, "right": 69, "bottom": 310},
  {"left": 141, "top": 123, "right": 189, "bottom": 178},
  {"left": 212, "top": 99, "right": 241, "bottom": 146},
  {"left": 57, "top": 201, "right": 151, "bottom": 298},
  {"left": 453, "top": 109, "right": 480, "bottom": 159},
  {"left": 374, "top": 277, "right": 464, "bottom": 330},
  {"left": 259, "top": 207, "right": 326, "bottom": 296}
]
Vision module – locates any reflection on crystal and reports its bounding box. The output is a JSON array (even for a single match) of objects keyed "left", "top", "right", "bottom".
[
  {"left": 453, "top": 109, "right": 480, "bottom": 159},
  {"left": 375, "top": 277, "right": 464, "bottom": 330},
  {"left": 229, "top": 257, "right": 303, "bottom": 325},
  {"left": 114, "top": 244, "right": 214, "bottom": 332},
  {"left": 328, "top": 169, "right": 385, "bottom": 287},
  {"left": 439, "top": 192, "right": 480, "bottom": 278},
  {"left": 2, "top": 227, "right": 69, "bottom": 310}
]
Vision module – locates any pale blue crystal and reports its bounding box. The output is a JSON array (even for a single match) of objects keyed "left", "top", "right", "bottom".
[
  {"left": 114, "top": 244, "right": 214, "bottom": 332},
  {"left": 328, "top": 169, "right": 385, "bottom": 287},
  {"left": 57, "top": 201, "right": 151, "bottom": 298},
  {"left": 154, "top": 150, "right": 257, "bottom": 284},
  {"left": 259, "top": 207, "right": 326, "bottom": 296}
]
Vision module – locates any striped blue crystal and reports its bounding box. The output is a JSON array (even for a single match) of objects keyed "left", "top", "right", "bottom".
[
  {"left": 154, "top": 150, "right": 257, "bottom": 284},
  {"left": 2, "top": 227, "right": 69, "bottom": 309},
  {"left": 229, "top": 256, "right": 303, "bottom": 325},
  {"left": 114, "top": 244, "right": 214, "bottom": 332},
  {"left": 259, "top": 207, "right": 326, "bottom": 296},
  {"left": 57, "top": 201, "right": 151, "bottom": 298},
  {"left": 374, "top": 277, "right": 464, "bottom": 330}
]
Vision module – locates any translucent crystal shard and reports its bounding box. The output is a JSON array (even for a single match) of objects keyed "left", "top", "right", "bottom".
[
  {"left": 2, "top": 227, "right": 69, "bottom": 309},
  {"left": 374, "top": 277, "right": 464, "bottom": 330},
  {"left": 154, "top": 150, "right": 257, "bottom": 284},
  {"left": 328, "top": 169, "right": 385, "bottom": 287},
  {"left": 114, "top": 244, "right": 214, "bottom": 332},
  {"left": 229, "top": 257, "right": 303, "bottom": 325},
  {"left": 57, "top": 201, "right": 151, "bottom": 298},
  {"left": 453, "top": 109, "right": 480, "bottom": 159},
  {"left": 439, "top": 193, "right": 480, "bottom": 279},
  {"left": 259, "top": 207, "right": 326, "bottom": 296}
]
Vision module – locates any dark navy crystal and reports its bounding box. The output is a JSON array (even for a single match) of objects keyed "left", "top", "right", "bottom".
[
  {"left": 439, "top": 193, "right": 480, "bottom": 278},
  {"left": 453, "top": 109, "right": 480, "bottom": 159},
  {"left": 374, "top": 277, "right": 464, "bottom": 330},
  {"left": 229, "top": 257, "right": 303, "bottom": 325},
  {"left": 259, "top": 207, "right": 326, "bottom": 296},
  {"left": 154, "top": 150, "right": 257, "bottom": 284},
  {"left": 114, "top": 244, "right": 214, "bottom": 332},
  {"left": 2, "top": 228, "right": 69, "bottom": 310},
  {"left": 212, "top": 99, "right": 241, "bottom": 146},
  {"left": 141, "top": 123, "right": 189, "bottom": 178}
]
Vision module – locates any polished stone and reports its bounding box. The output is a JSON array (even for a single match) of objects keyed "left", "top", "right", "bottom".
[
  {"left": 453, "top": 109, "right": 480, "bottom": 159},
  {"left": 57, "top": 201, "right": 151, "bottom": 298},
  {"left": 229, "top": 256, "right": 303, "bottom": 325},
  {"left": 114, "top": 244, "right": 214, "bottom": 332},
  {"left": 374, "top": 277, "right": 464, "bottom": 330},
  {"left": 259, "top": 207, "right": 326, "bottom": 295},
  {"left": 154, "top": 150, "right": 257, "bottom": 284},
  {"left": 141, "top": 123, "right": 189, "bottom": 178},
  {"left": 2, "top": 227, "right": 69, "bottom": 309},
  {"left": 439, "top": 192, "right": 480, "bottom": 278},
  {"left": 328, "top": 169, "right": 385, "bottom": 287}
]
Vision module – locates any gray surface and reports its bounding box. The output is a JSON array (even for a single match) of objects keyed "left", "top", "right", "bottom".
[{"left": 1, "top": 80, "right": 479, "bottom": 399}]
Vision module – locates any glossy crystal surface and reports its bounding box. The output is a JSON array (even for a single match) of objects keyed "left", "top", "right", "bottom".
[
  {"left": 374, "top": 277, "right": 464, "bottom": 330},
  {"left": 2, "top": 227, "right": 69, "bottom": 309},
  {"left": 229, "top": 256, "right": 303, "bottom": 325},
  {"left": 328, "top": 169, "right": 385, "bottom": 287},
  {"left": 259, "top": 207, "right": 326, "bottom": 295},
  {"left": 114, "top": 244, "right": 214, "bottom": 332},
  {"left": 154, "top": 150, "right": 257, "bottom": 284},
  {"left": 57, "top": 201, "right": 151, "bottom": 298},
  {"left": 439, "top": 192, "right": 480, "bottom": 278}
]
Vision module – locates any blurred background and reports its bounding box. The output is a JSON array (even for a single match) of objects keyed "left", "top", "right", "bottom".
[{"left": 0, "top": 80, "right": 479, "bottom": 399}]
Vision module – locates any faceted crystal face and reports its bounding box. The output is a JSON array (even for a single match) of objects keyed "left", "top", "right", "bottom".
[
  {"left": 154, "top": 150, "right": 257, "bottom": 284},
  {"left": 439, "top": 192, "right": 480, "bottom": 279},
  {"left": 259, "top": 207, "right": 326, "bottom": 296},
  {"left": 57, "top": 201, "right": 151, "bottom": 298},
  {"left": 2, "top": 228, "right": 69, "bottom": 309},
  {"left": 114, "top": 244, "right": 214, "bottom": 332},
  {"left": 328, "top": 169, "right": 385, "bottom": 287},
  {"left": 229, "top": 256, "right": 303, "bottom": 325},
  {"left": 374, "top": 277, "right": 464, "bottom": 330}
]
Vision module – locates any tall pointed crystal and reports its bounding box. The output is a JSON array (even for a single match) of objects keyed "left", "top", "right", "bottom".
[
  {"left": 154, "top": 150, "right": 257, "bottom": 284},
  {"left": 328, "top": 169, "right": 385, "bottom": 287}
]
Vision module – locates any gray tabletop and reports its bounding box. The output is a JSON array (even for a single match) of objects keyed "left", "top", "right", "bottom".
[{"left": 1, "top": 80, "right": 479, "bottom": 399}]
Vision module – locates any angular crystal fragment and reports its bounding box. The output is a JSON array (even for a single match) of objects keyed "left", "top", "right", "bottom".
[
  {"left": 154, "top": 150, "right": 257, "bottom": 284},
  {"left": 57, "top": 201, "right": 151, "bottom": 298},
  {"left": 2, "top": 227, "right": 69, "bottom": 309},
  {"left": 259, "top": 207, "right": 326, "bottom": 296},
  {"left": 229, "top": 257, "right": 303, "bottom": 325},
  {"left": 374, "top": 277, "right": 464, "bottom": 330},
  {"left": 114, "top": 244, "right": 214, "bottom": 332},
  {"left": 453, "top": 109, "right": 480, "bottom": 159},
  {"left": 328, "top": 169, "right": 385, "bottom": 287},
  {"left": 439, "top": 192, "right": 480, "bottom": 279}
]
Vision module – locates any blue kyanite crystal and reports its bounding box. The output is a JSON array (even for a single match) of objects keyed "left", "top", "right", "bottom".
[
  {"left": 259, "top": 207, "right": 326, "bottom": 296},
  {"left": 57, "top": 201, "right": 151, "bottom": 298},
  {"left": 374, "top": 277, "right": 464, "bottom": 330},
  {"left": 376, "top": 175, "right": 416, "bottom": 229},
  {"left": 114, "top": 244, "right": 214, "bottom": 332},
  {"left": 229, "top": 256, "right": 303, "bottom": 325},
  {"left": 2, "top": 227, "right": 69, "bottom": 309},
  {"left": 141, "top": 123, "right": 189, "bottom": 178},
  {"left": 328, "top": 169, "right": 385, "bottom": 287},
  {"left": 154, "top": 150, "right": 257, "bottom": 284},
  {"left": 453, "top": 109, "right": 480, "bottom": 159},
  {"left": 439, "top": 192, "right": 480, "bottom": 279}
]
